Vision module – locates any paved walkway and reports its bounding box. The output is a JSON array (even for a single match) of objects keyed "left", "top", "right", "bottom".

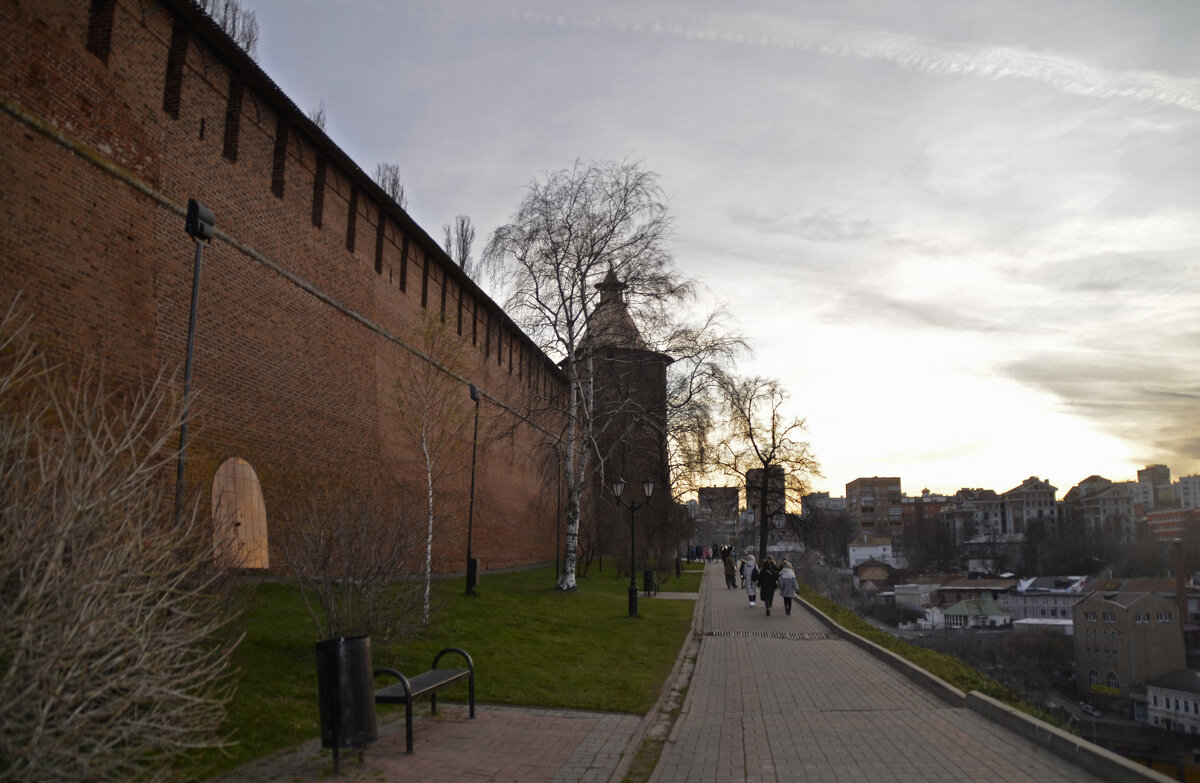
[{"left": 651, "top": 563, "right": 1114, "bottom": 783}]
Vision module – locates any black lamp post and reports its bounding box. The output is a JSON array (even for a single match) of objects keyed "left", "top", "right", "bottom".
[
  {"left": 175, "top": 199, "right": 214, "bottom": 526},
  {"left": 466, "top": 383, "right": 480, "bottom": 594},
  {"left": 613, "top": 476, "right": 654, "bottom": 617}
]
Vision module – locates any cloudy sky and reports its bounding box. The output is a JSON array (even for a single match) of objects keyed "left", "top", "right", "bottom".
[{"left": 250, "top": 0, "right": 1200, "bottom": 499}]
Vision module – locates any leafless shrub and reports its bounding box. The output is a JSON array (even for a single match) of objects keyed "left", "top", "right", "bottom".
[
  {"left": 0, "top": 304, "right": 241, "bottom": 781},
  {"left": 279, "top": 483, "right": 426, "bottom": 642}
]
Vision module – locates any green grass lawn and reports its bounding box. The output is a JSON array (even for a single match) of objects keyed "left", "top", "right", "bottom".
[{"left": 188, "top": 565, "right": 695, "bottom": 780}]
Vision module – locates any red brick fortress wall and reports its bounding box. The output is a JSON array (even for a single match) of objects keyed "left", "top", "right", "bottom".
[{"left": 0, "top": 0, "right": 566, "bottom": 573}]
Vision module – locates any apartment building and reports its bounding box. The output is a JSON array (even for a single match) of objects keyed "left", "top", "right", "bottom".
[
  {"left": 1062, "top": 476, "right": 1138, "bottom": 543},
  {"left": 1138, "top": 464, "right": 1173, "bottom": 511},
  {"left": 1002, "top": 477, "right": 1058, "bottom": 537},
  {"left": 846, "top": 477, "right": 902, "bottom": 539},
  {"left": 1074, "top": 591, "right": 1185, "bottom": 700}
]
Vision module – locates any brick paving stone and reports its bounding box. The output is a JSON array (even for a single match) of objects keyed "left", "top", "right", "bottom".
[{"left": 650, "top": 563, "right": 1115, "bottom": 783}]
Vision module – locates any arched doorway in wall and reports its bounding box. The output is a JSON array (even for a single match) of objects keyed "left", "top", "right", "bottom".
[{"left": 211, "top": 457, "right": 269, "bottom": 569}]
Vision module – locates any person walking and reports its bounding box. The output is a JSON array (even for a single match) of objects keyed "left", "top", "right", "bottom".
[
  {"left": 758, "top": 555, "right": 779, "bottom": 616},
  {"left": 743, "top": 554, "right": 758, "bottom": 607},
  {"left": 778, "top": 559, "right": 799, "bottom": 616},
  {"left": 723, "top": 548, "right": 737, "bottom": 589}
]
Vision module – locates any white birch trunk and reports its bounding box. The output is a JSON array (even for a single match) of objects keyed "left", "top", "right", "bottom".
[
  {"left": 557, "top": 362, "right": 581, "bottom": 590},
  {"left": 422, "top": 420, "right": 434, "bottom": 625}
]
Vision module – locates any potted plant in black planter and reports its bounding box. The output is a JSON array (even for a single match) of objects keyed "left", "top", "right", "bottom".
[{"left": 281, "top": 484, "right": 425, "bottom": 774}]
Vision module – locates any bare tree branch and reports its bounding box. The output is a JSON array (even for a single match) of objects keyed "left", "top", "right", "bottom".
[
  {"left": 374, "top": 162, "right": 408, "bottom": 210},
  {"left": 443, "top": 215, "right": 477, "bottom": 278},
  {"left": 307, "top": 99, "right": 327, "bottom": 131},
  {"left": 197, "top": 0, "right": 260, "bottom": 60},
  {"left": 0, "top": 304, "right": 241, "bottom": 781}
]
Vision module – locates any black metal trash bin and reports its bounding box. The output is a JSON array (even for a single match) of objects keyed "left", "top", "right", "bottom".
[
  {"left": 643, "top": 569, "right": 655, "bottom": 596},
  {"left": 316, "top": 635, "right": 378, "bottom": 773}
]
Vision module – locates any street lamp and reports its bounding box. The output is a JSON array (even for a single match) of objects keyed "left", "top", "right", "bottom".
[
  {"left": 175, "top": 199, "right": 214, "bottom": 526},
  {"left": 613, "top": 476, "right": 654, "bottom": 617},
  {"left": 466, "top": 383, "right": 480, "bottom": 594}
]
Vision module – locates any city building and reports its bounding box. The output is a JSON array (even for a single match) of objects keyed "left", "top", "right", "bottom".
[
  {"left": 1146, "top": 509, "right": 1200, "bottom": 542},
  {"left": 1177, "top": 475, "right": 1200, "bottom": 510},
  {"left": 1145, "top": 670, "right": 1200, "bottom": 734},
  {"left": 1062, "top": 476, "right": 1138, "bottom": 543},
  {"left": 1001, "top": 477, "right": 1058, "bottom": 537},
  {"left": 1001, "top": 576, "right": 1089, "bottom": 621},
  {"left": 900, "top": 489, "right": 950, "bottom": 547},
  {"left": 846, "top": 477, "right": 902, "bottom": 539},
  {"left": 935, "top": 577, "right": 1017, "bottom": 607},
  {"left": 942, "top": 489, "right": 1004, "bottom": 544},
  {"left": 1074, "top": 591, "right": 1185, "bottom": 700},
  {"left": 1138, "top": 464, "right": 1173, "bottom": 511}
]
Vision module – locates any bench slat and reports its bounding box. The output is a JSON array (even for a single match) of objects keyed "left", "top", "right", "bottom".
[{"left": 375, "top": 668, "right": 469, "bottom": 703}]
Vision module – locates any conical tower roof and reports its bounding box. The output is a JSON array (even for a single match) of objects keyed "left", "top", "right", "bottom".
[{"left": 585, "top": 268, "right": 649, "bottom": 350}]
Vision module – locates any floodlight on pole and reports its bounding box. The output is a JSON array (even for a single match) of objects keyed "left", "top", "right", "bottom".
[{"left": 175, "top": 199, "right": 213, "bottom": 526}]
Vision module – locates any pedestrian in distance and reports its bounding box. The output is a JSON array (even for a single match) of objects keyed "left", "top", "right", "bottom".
[
  {"left": 778, "top": 560, "right": 799, "bottom": 616},
  {"left": 723, "top": 548, "right": 737, "bottom": 589},
  {"left": 758, "top": 555, "right": 779, "bottom": 615},
  {"left": 743, "top": 554, "right": 758, "bottom": 607}
]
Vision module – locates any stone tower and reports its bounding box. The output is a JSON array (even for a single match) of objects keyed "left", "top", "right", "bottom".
[{"left": 582, "top": 269, "right": 674, "bottom": 566}]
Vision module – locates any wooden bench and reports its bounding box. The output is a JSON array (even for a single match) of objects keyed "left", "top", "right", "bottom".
[{"left": 374, "top": 647, "right": 475, "bottom": 753}]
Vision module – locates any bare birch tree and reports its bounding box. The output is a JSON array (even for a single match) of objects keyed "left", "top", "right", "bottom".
[
  {"left": 197, "top": 0, "right": 260, "bottom": 60},
  {"left": 394, "top": 313, "right": 475, "bottom": 622},
  {"left": 483, "top": 160, "right": 687, "bottom": 591},
  {"left": 0, "top": 303, "right": 240, "bottom": 781},
  {"left": 443, "top": 215, "right": 477, "bottom": 278},
  {"left": 710, "top": 374, "right": 821, "bottom": 561},
  {"left": 374, "top": 162, "right": 408, "bottom": 210},
  {"left": 307, "top": 99, "right": 327, "bottom": 131}
]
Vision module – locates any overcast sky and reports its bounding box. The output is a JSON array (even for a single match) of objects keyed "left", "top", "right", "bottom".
[{"left": 250, "top": 0, "right": 1200, "bottom": 499}]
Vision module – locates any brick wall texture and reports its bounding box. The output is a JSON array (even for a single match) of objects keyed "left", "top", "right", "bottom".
[{"left": 0, "top": 0, "right": 568, "bottom": 573}]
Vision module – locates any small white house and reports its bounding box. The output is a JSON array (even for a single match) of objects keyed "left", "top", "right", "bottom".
[
  {"left": 1146, "top": 670, "right": 1200, "bottom": 734},
  {"left": 849, "top": 535, "right": 897, "bottom": 567}
]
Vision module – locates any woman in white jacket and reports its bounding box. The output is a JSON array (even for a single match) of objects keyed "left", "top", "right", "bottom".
[
  {"left": 742, "top": 554, "right": 758, "bottom": 607},
  {"left": 778, "top": 560, "right": 799, "bottom": 616}
]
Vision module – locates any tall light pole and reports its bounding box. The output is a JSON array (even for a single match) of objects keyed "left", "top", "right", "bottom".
[
  {"left": 466, "top": 383, "right": 480, "bottom": 594},
  {"left": 613, "top": 476, "right": 654, "bottom": 618},
  {"left": 175, "top": 199, "right": 214, "bottom": 526}
]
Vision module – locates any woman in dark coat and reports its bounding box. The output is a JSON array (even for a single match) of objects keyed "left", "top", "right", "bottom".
[
  {"left": 757, "top": 555, "right": 780, "bottom": 616},
  {"left": 723, "top": 549, "right": 738, "bottom": 588}
]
